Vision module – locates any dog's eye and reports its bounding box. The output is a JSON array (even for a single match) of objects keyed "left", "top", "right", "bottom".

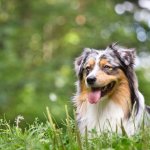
[{"left": 104, "top": 65, "right": 113, "bottom": 71}]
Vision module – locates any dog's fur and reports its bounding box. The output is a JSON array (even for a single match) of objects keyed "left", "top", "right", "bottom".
[{"left": 73, "top": 43, "right": 150, "bottom": 136}]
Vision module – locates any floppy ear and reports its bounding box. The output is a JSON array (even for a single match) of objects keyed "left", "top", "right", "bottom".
[
  {"left": 108, "top": 44, "right": 136, "bottom": 66},
  {"left": 74, "top": 48, "right": 91, "bottom": 77},
  {"left": 118, "top": 48, "right": 136, "bottom": 66}
]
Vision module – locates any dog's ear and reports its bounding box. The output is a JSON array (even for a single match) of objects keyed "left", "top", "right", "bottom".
[
  {"left": 117, "top": 48, "right": 136, "bottom": 66},
  {"left": 74, "top": 48, "right": 91, "bottom": 77},
  {"left": 108, "top": 44, "right": 136, "bottom": 66}
]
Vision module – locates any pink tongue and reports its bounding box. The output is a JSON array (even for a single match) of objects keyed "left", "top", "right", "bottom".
[{"left": 88, "top": 90, "right": 101, "bottom": 104}]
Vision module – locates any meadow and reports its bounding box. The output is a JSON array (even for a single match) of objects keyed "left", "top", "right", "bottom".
[
  {"left": 0, "top": 0, "right": 150, "bottom": 149},
  {"left": 0, "top": 107, "right": 150, "bottom": 150}
]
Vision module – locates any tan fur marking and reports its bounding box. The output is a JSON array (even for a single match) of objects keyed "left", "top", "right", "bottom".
[
  {"left": 100, "top": 59, "right": 112, "bottom": 68},
  {"left": 86, "top": 58, "right": 95, "bottom": 68},
  {"left": 76, "top": 75, "right": 88, "bottom": 117},
  {"left": 109, "top": 69, "right": 131, "bottom": 118},
  {"left": 96, "top": 71, "right": 117, "bottom": 87},
  {"left": 79, "top": 75, "right": 88, "bottom": 102}
]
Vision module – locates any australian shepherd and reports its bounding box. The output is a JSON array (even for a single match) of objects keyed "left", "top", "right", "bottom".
[{"left": 73, "top": 43, "right": 150, "bottom": 136}]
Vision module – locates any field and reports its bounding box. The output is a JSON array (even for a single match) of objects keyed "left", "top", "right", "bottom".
[
  {"left": 1, "top": 1, "right": 150, "bottom": 149},
  {"left": 0, "top": 107, "right": 150, "bottom": 150}
]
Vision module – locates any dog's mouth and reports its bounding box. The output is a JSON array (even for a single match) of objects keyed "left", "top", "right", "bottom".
[{"left": 88, "top": 81, "right": 116, "bottom": 104}]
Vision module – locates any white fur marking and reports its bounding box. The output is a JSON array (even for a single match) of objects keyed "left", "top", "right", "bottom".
[{"left": 79, "top": 98, "right": 124, "bottom": 134}]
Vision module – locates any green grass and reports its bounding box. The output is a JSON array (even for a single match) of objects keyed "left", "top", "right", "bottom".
[{"left": 0, "top": 107, "right": 150, "bottom": 150}]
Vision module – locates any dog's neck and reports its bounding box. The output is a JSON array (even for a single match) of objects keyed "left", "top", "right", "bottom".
[{"left": 77, "top": 97, "right": 124, "bottom": 133}]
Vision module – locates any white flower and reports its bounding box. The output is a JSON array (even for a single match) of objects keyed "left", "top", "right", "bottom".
[{"left": 15, "top": 115, "right": 24, "bottom": 128}]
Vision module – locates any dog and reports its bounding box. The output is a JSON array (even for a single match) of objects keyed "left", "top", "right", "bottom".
[{"left": 73, "top": 43, "right": 150, "bottom": 136}]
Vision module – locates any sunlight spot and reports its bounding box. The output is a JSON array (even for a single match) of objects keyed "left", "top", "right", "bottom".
[
  {"left": 139, "top": 0, "right": 150, "bottom": 10},
  {"left": 115, "top": 1, "right": 134, "bottom": 15},
  {"left": 55, "top": 77, "right": 65, "bottom": 88},
  {"left": 64, "top": 32, "right": 80, "bottom": 45},
  {"left": 75, "top": 15, "right": 86, "bottom": 26},
  {"left": 49, "top": 93, "right": 57, "bottom": 102},
  {"left": 115, "top": 4, "right": 125, "bottom": 15},
  {"left": 123, "top": 1, "right": 134, "bottom": 12},
  {"left": 135, "top": 27, "right": 147, "bottom": 42},
  {"left": 137, "top": 31, "right": 147, "bottom": 42},
  {"left": 134, "top": 10, "right": 150, "bottom": 25}
]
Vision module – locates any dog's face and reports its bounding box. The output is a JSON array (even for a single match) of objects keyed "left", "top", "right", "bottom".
[{"left": 75, "top": 44, "right": 136, "bottom": 104}]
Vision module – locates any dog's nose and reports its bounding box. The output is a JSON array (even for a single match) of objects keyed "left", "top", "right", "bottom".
[{"left": 87, "top": 76, "right": 96, "bottom": 85}]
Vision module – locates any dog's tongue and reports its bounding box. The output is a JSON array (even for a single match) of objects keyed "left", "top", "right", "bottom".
[{"left": 88, "top": 89, "right": 101, "bottom": 104}]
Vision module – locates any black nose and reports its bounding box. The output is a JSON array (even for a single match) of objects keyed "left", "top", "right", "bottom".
[{"left": 87, "top": 76, "right": 96, "bottom": 85}]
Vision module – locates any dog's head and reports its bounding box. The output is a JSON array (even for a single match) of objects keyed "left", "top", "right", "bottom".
[{"left": 75, "top": 44, "right": 137, "bottom": 106}]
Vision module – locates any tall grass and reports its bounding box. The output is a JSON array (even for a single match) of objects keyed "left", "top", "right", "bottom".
[{"left": 0, "top": 106, "right": 150, "bottom": 150}]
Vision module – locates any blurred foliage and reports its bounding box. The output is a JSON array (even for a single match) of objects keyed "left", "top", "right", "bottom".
[{"left": 0, "top": 0, "right": 150, "bottom": 125}]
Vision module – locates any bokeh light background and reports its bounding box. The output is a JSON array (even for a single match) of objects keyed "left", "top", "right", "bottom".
[{"left": 0, "top": 0, "right": 150, "bottom": 125}]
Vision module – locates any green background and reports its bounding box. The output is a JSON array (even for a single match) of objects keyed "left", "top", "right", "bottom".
[{"left": 0, "top": 0, "right": 150, "bottom": 125}]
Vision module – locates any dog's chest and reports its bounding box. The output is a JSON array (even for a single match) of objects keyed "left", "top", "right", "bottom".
[{"left": 78, "top": 99, "right": 124, "bottom": 133}]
